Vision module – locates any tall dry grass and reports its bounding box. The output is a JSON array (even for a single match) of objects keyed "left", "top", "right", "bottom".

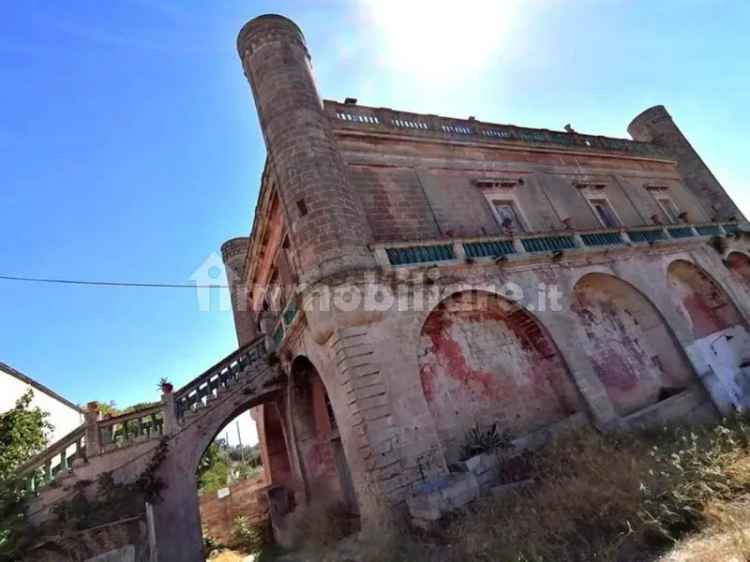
[{"left": 285, "top": 417, "right": 750, "bottom": 562}]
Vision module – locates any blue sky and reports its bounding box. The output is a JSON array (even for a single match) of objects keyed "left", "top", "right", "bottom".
[{"left": 1, "top": 0, "right": 748, "bottom": 411}]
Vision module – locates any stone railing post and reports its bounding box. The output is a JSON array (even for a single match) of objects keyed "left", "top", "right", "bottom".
[
  {"left": 85, "top": 401, "right": 102, "bottom": 457},
  {"left": 161, "top": 387, "right": 178, "bottom": 436}
]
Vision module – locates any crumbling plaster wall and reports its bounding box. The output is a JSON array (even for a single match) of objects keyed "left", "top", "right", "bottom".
[
  {"left": 572, "top": 272, "right": 696, "bottom": 416},
  {"left": 283, "top": 241, "right": 749, "bottom": 507},
  {"left": 667, "top": 257, "right": 750, "bottom": 413},
  {"left": 289, "top": 359, "right": 341, "bottom": 501},
  {"left": 417, "top": 291, "right": 581, "bottom": 463}
]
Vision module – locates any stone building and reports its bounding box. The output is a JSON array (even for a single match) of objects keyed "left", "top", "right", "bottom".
[
  {"left": 226, "top": 13, "right": 750, "bottom": 522},
  {"left": 18, "top": 13, "right": 750, "bottom": 561},
  {"left": 1, "top": 361, "right": 84, "bottom": 443}
]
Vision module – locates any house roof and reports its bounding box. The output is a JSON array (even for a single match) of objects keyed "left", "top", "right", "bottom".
[{"left": 0, "top": 361, "right": 85, "bottom": 414}]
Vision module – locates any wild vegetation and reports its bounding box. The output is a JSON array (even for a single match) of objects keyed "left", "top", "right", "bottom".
[
  {"left": 285, "top": 416, "right": 750, "bottom": 562},
  {"left": 0, "top": 390, "right": 52, "bottom": 560},
  {"left": 90, "top": 399, "right": 160, "bottom": 417},
  {"left": 198, "top": 439, "right": 263, "bottom": 494},
  {"left": 458, "top": 422, "right": 514, "bottom": 461}
]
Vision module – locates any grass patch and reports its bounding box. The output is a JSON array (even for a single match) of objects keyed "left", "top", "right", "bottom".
[{"left": 289, "top": 416, "right": 750, "bottom": 562}]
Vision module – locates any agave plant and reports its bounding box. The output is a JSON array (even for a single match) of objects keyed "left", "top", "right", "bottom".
[{"left": 459, "top": 422, "right": 513, "bottom": 461}]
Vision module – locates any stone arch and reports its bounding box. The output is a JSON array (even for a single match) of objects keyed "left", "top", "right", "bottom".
[
  {"left": 289, "top": 355, "right": 356, "bottom": 510},
  {"left": 667, "top": 259, "right": 750, "bottom": 413},
  {"left": 726, "top": 252, "right": 750, "bottom": 290},
  {"left": 149, "top": 372, "right": 288, "bottom": 562},
  {"left": 188, "top": 384, "right": 287, "bottom": 480},
  {"left": 572, "top": 273, "right": 697, "bottom": 416},
  {"left": 667, "top": 259, "right": 746, "bottom": 339},
  {"left": 417, "top": 290, "right": 582, "bottom": 463}
]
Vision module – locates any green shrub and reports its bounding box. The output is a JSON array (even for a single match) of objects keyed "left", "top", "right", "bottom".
[
  {"left": 202, "top": 530, "right": 221, "bottom": 558},
  {"left": 232, "top": 515, "right": 271, "bottom": 554}
]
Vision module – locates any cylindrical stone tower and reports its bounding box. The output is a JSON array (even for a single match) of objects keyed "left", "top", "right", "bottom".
[
  {"left": 237, "top": 15, "right": 374, "bottom": 284},
  {"left": 221, "top": 237, "right": 258, "bottom": 346},
  {"left": 628, "top": 105, "right": 744, "bottom": 222}
]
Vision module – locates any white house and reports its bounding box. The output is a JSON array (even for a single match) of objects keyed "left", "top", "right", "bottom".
[{"left": 0, "top": 361, "right": 85, "bottom": 444}]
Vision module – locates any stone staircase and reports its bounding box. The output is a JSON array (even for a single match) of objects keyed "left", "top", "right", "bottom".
[{"left": 19, "top": 335, "right": 278, "bottom": 527}]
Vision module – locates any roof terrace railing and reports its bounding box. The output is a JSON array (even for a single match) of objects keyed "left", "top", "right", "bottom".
[{"left": 328, "top": 104, "right": 667, "bottom": 159}]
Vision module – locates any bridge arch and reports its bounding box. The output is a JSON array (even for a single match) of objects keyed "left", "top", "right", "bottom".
[
  {"left": 147, "top": 346, "right": 288, "bottom": 562},
  {"left": 571, "top": 272, "right": 697, "bottom": 416},
  {"left": 417, "top": 289, "right": 582, "bottom": 463},
  {"left": 186, "top": 377, "right": 288, "bottom": 480}
]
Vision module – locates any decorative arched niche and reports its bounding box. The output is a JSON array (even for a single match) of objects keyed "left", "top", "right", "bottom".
[
  {"left": 417, "top": 290, "right": 581, "bottom": 463},
  {"left": 572, "top": 272, "right": 696, "bottom": 416}
]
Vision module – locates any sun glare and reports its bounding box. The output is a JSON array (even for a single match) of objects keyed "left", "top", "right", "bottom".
[{"left": 361, "top": 0, "right": 519, "bottom": 81}]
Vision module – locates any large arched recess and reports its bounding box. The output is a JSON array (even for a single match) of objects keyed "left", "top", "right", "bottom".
[
  {"left": 667, "top": 259, "right": 750, "bottom": 411},
  {"left": 572, "top": 273, "right": 697, "bottom": 416},
  {"left": 417, "top": 290, "right": 582, "bottom": 463},
  {"left": 290, "top": 356, "right": 357, "bottom": 511},
  {"left": 668, "top": 259, "right": 747, "bottom": 339},
  {"left": 727, "top": 252, "right": 750, "bottom": 291}
]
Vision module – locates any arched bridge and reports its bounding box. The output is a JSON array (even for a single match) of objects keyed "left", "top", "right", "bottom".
[{"left": 19, "top": 335, "right": 283, "bottom": 561}]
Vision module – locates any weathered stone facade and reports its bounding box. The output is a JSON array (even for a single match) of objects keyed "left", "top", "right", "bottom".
[
  {"left": 19, "top": 13, "right": 750, "bottom": 562},
  {"left": 230, "top": 12, "right": 750, "bottom": 532}
]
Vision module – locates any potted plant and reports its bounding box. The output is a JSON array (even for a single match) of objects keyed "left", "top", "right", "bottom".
[{"left": 158, "top": 377, "right": 173, "bottom": 394}]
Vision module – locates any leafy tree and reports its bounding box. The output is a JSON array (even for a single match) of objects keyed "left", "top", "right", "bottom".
[
  {"left": 0, "top": 390, "right": 53, "bottom": 480},
  {"left": 197, "top": 443, "right": 231, "bottom": 493},
  {"left": 123, "top": 401, "right": 159, "bottom": 414},
  {"left": 95, "top": 401, "right": 119, "bottom": 417},
  {"left": 227, "top": 443, "right": 262, "bottom": 467},
  {"left": 0, "top": 390, "right": 53, "bottom": 560}
]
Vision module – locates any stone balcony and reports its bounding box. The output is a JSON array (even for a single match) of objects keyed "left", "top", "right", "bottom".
[{"left": 371, "top": 221, "right": 742, "bottom": 269}]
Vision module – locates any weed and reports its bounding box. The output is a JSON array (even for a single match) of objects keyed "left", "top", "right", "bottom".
[{"left": 459, "top": 422, "right": 513, "bottom": 461}]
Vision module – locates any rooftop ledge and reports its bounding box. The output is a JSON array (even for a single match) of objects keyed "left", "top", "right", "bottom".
[{"left": 324, "top": 100, "right": 668, "bottom": 160}]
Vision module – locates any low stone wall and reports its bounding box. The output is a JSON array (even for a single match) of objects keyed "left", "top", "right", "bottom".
[
  {"left": 407, "top": 414, "right": 588, "bottom": 528},
  {"left": 623, "top": 387, "right": 717, "bottom": 429},
  {"left": 199, "top": 475, "right": 269, "bottom": 545},
  {"left": 23, "top": 515, "right": 151, "bottom": 562}
]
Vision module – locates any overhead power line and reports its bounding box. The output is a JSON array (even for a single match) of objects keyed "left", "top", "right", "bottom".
[{"left": 0, "top": 274, "right": 229, "bottom": 289}]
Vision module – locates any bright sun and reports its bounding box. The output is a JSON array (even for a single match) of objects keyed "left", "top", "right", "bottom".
[{"left": 360, "top": 0, "right": 519, "bottom": 81}]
